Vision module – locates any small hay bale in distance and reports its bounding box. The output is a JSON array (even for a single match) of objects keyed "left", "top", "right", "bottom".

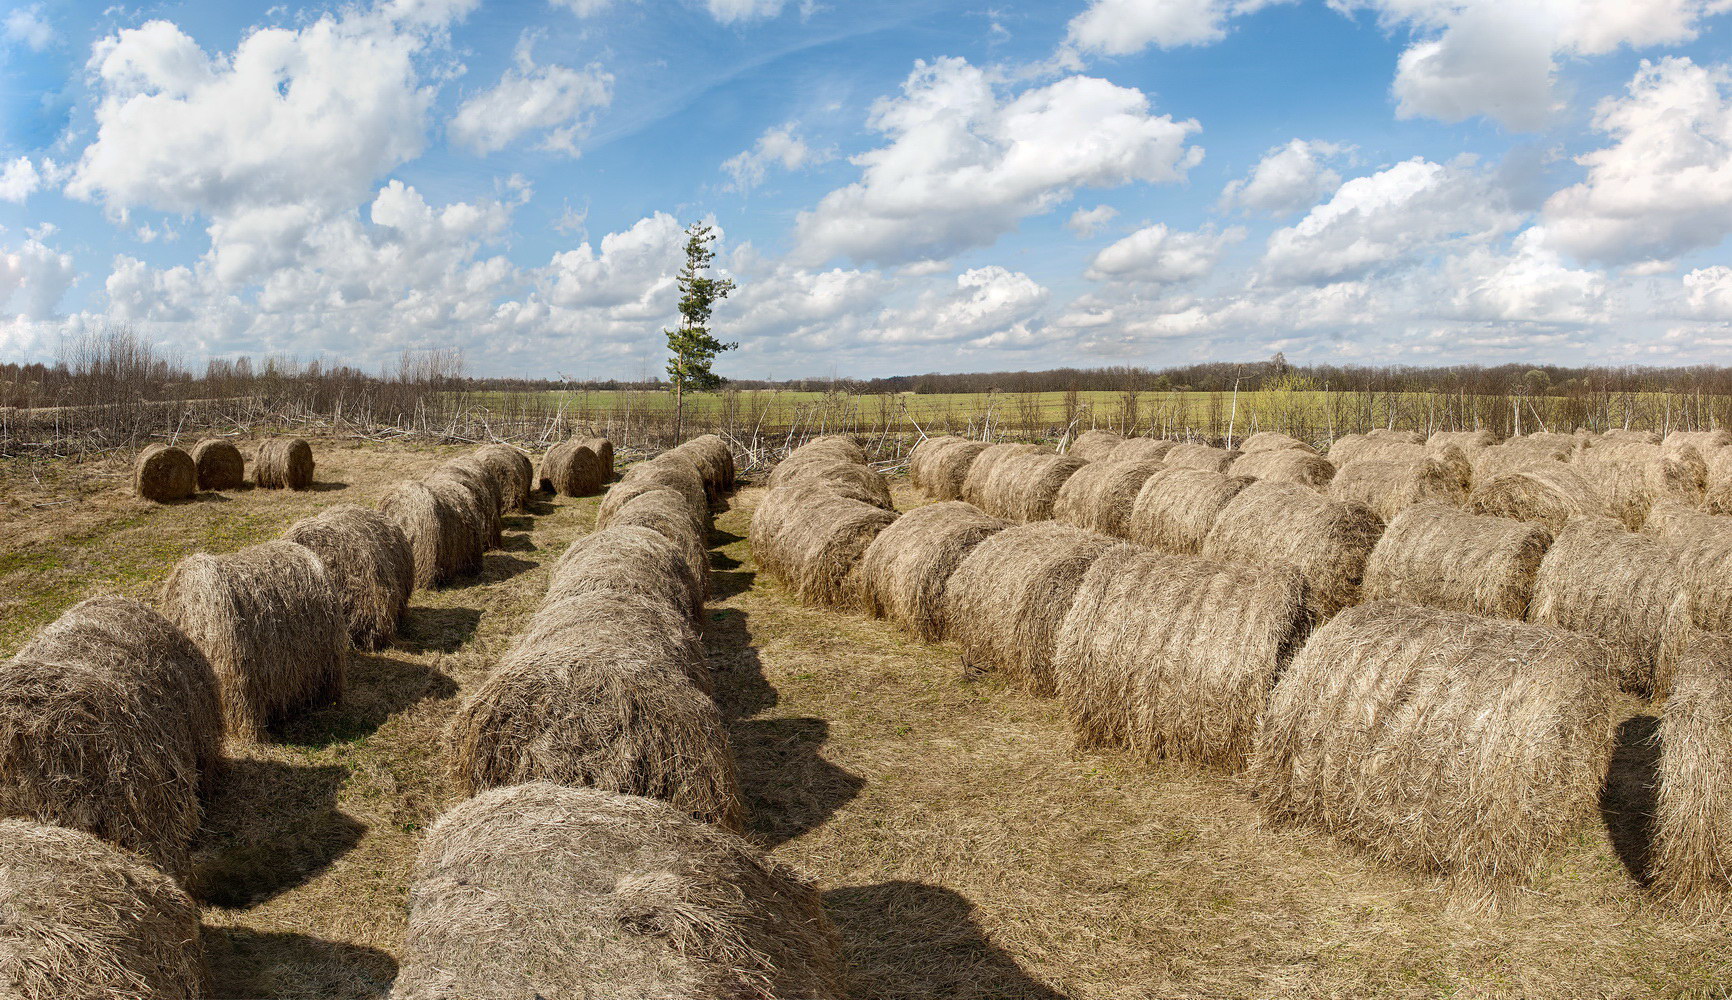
[
  {"left": 857, "top": 501, "right": 1009, "bottom": 641},
  {"left": 1163, "top": 442, "right": 1240, "bottom": 473},
  {"left": 189, "top": 439, "right": 244, "bottom": 491},
  {"left": 472, "top": 444, "right": 533, "bottom": 512},
  {"left": 1428, "top": 429, "right": 1496, "bottom": 452},
  {"left": 1528, "top": 515, "right": 1692, "bottom": 698},
  {"left": 973, "top": 451, "right": 1086, "bottom": 522},
  {"left": 1666, "top": 429, "right": 1732, "bottom": 454},
  {"left": 602, "top": 487, "right": 710, "bottom": 594},
  {"left": 0, "top": 819, "right": 209, "bottom": 1000},
  {"left": 0, "top": 596, "right": 222, "bottom": 877},
  {"left": 959, "top": 442, "right": 1047, "bottom": 507},
  {"left": 378, "top": 479, "right": 480, "bottom": 589},
  {"left": 282, "top": 505, "right": 414, "bottom": 650},
  {"left": 132, "top": 444, "right": 196, "bottom": 502},
  {"left": 1326, "top": 434, "right": 1433, "bottom": 468},
  {"left": 392, "top": 783, "right": 843, "bottom": 1000},
  {"left": 1107, "top": 437, "right": 1177, "bottom": 462},
  {"left": 770, "top": 454, "right": 894, "bottom": 510},
  {"left": 1644, "top": 501, "right": 1732, "bottom": 633},
  {"left": 1123, "top": 468, "right": 1252, "bottom": 555},
  {"left": 538, "top": 439, "right": 606, "bottom": 497},
  {"left": 1249, "top": 601, "right": 1615, "bottom": 891},
  {"left": 1068, "top": 428, "right": 1124, "bottom": 462},
  {"left": 1466, "top": 463, "right": 1608, "bottom": 532},
  {"left": 159, "top": 541, "right": 347, "bottom": 741},
  {"left": 253, "top": 437, "right": 314, "bottom": 490},
  {"left": 1229, "top": 448, "right": 1336, "bottom": 489},
  {"left": 670, "top": 434, "right": 734, "bottom": 494},
  {"left": 1052, "top": 459, "right": 1165, "bottom": 537},
  {"left": 1054, "top": 548, "right": 1308, "bottom": 771},
  {"left": 918, "top": 438, "right": 990, "bottom": 500},
  {"left": 1327, "top": 453, "right": 1469, "bottom": 524},
  {"left": 1362, "top": 502, "right": 1551, "bottom": 619},
  {"left": 1201, "top": 480, "right": 1385, "bottom": 620},
  {"left": 942, "top": 521, "right": 1127, "bottom": 695},
  {"left": 1652, "top": 634, "right": 1732, "bottom": 909},
  {"left": 1575, "top": 440, "right": 1707, "bottom": 527},
  {"left": 446, "top": 591, "right": 740, "bottom": 829},
  {"left": 750, "top": 483, "right": 897, "bottom": 607},
  {"left": 549, "top": 524, "right": 704, "bottom": 620},
  {"left": 1239, "top": 431, "right": 1316, "bottom": 454}
]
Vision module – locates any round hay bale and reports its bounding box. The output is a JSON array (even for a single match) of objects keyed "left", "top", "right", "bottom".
[
  {"left": 622, "top": 454, "right": 709, "bottom": 519},
  {"left": 1327, "top": 435, "right": 1436, "bottom": 469},
  {"left": 253, "top": 438, "right": 314, "bottom": 490},
  {"left": 670, "top": 434, "right": 734, "bottom": 494},
  {"left": 1666, "top": 429, "right": 1732, "bottom": 454},
  {"left": 378, "top": 479, "right": 481, "bottom": 589},
  {"left": 472, "top": 444, "right": 533, "bottom": 512},
  {"left": 1250, "top": 601, "right": 1616, "bottom": 891},
  {"left": 1164, "top": 442, "right": 1240, "bottom": 473},
  {"left": 1106, "top": 437, "right": 1177, "bottom": 462},
  {"left": 1528, "top": 515, "right": 1693, "bottom": 698},
  {"left": 578, "top": 436, "right": 614, "bottom": 478},
  {"left": 973, "top": 452, "right": 1086, "bottom": 523},
  {"left": 1054, "top": 548, "right": 1308, "bottom": 771},
  {"left": 1366, "top": 428, "right": 1425, "bottom": 444},
  {"left": 0, "top": 819, "right": 209, "bottom": 1000},
  {"left": 1201, "top": 480, "right": 1385, "bottom": 620},
  {"left": 1653, "top": 634, "right": 1732, "bottom": 908},
  {"left": 1123, "top": 468, "right": 1253, "bottom": 555},
  {"left": 189, "top": 439, "right": 244, "bottom": 491},
  {"left": 1427, "top": 429, "right": 1495, "bottom": 452},
  {"left": 539, "top": 439, "right": 607, "bottom": 497},
  {"left": 601, "top": 487, "right": 710, "bottom": 595},
  {"left": 1706, "top": 448, "right": 1732, "bottom": 513},
  {"left": 1068, "top": 428, "right": 1124, "bottom": 462},
  {"left": 159, "top": 541, "right": 346, "bottom": 741},
  {"left": 770, "top": 455, "right": 893, "bottom": 510},
  {"left": 446, "top": 591, "right": 738, "bottom": 829},
  {"left": 958, "top": 443, "right": 1048, "bottom": 507},
  {"left": 1228, "top": 448, "right": 1336, "bottom": 489},
  {"left": 549, "top": 524, "right": 704, "bottom": 620},
  {"left": 750, "top": 484, "right": 897, "bottom": 607},
  {"left": 0, "top": 597, "right": 222, "bottom": 876},
  {"left": 1327, "top": 454, "right": 1469, "bottom": 523},
  {"left": 1362, "top": 502, "right": 1552, "bottom": 619},
  {"left": 1239, "top": 431, "right": 1316, "bottom": 454},
  {"left": 1603, "top": 428, "right": 1662, "bottom": 444},
  {"left": 132, "top": 444, "right": 196, "bottom": 502},
  {"left": 1466, "top": 464, "right": 1608, "bottom": 532},
  {"left": 791, "top": 434, "right": 865, "bottom": 465},
  {"left": 1575, "top": 440, "right": 1707, "bottom": 526},
  {"left": 1644, "top": 501, "right": 1732, "bottom": 634},
  {"left": 282, "top": 505, "right": 414, "bottom": 650},
  {"left": 597, "top": 474, "right": 709, "bottom": 537},
  {"left": 440, "top": 457, "right": 505, "bottom": 547},
  {"left": 1509, "top": 431, "right": 1578, "bottom": 451},
  {"left": 942, "top": 522, "right": 1128, "bottom": 695},
  {"left": 1470, "top": 442, "right": 1568, "bottom": 483},
  {"left": 393, "top": 783, "right": 843, "bottom": 1000},
  {"left": 1051, "top": 459, "right": 1165, "bottom": 538},
  {"left": 909, "top": 436, "right": 968, "bottom": 493},
  {"left": 856, "top": 501, "right": 1009, "bottom": 641},
  {"left": 426, "top": 467, "right": 498, "bottom": 561},
  {"left": 919, "top": 439, "right": 990, "bottom": 500}
]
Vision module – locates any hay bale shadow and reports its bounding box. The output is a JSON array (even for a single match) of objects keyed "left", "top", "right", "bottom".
[
  {"left": 708, "top": 528, "right": 754, "bottom": 601},
  {"left": 204, "top": 926, "right": 397, "bottom": 1000},
  {"left": 397, "top": 605, "right": 481, "bottom": 653},
  {"left": 1600, "top": 713, "right": 1661, "bottom": 885},
  {"left": 308, "top": 481, "right": 349, "bottom": 492},
  {"left": 188, "top": 760, "right": 363, "bottom": 908},
  {"left": 277, "top": 653, "right": 458, "bottom": 748},
  {"left": 500, "top": 531, "right": 536, "bottom": 553},
  {"left": 474, "top": 552, "right": 536, "bottom": 584},
  {"left": 524, "top": 495, "right": 557, "bottom": 516},
  {"left": 824, "top": 881, "right": 1068, "bottom": 1000},
  {"left": 706, "top": 606, "right": 777, "bottom": 717},
  {"left": 732, "top": 716, "right": 865, "bottom": 848}
]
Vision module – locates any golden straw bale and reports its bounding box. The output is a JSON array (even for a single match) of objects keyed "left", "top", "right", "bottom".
[
  {"left": 1644, "top": 501, "right": 1732, "bottom": 633},
  {"left": 788, "top": 434, "right": 866, "bottom": 465},
  {"left": 1229, "top": 448, "right": 1336, "bottom": 489},
  {"left": 1470, "top": 442, "right": 1569, "bottom": 483},
  {"left": 1107, "top": 438, "right": 1177, "bottom": 462},
  {"left": 670, "top": 434, "right": 734, "bottom": 494},
  {"left": 189, "top": 439, "right": 244, "bottom": 491},
  {"left": 1428, "top": 429, "right": 1496, "bottom": 452},
  {"left": 538, "top": 439, "right": 607, "bottom": 497},
  {"left": 133, "top": 444, "right": 196, "bottom": 502},
  {"left": 1239, "top": 431, "right": 1317, "bottom": 454},
  {"left": 942, "top": 522, "right": 1128, "bottom": 695},
  {"left": 750, "top": 484, "right": 897, "bottom": 607},
  {"left": 1164, "top": 442, "right": 1240, "bottom": 473},
  {"left": 1052, "top": 459, "right": 1166, "bottom": 537},
  {"left": 1362, "top": 502, "right": 1551, "bottom": 619},
  {"left": 159, "top": 541, "right": 346, "bottom": 741},
  {"left": 973, "top": 451, "right": 1086, "bottom": 522},
  {"left": 472, "top": 444, "right": 533, "bottom": 512},
  {"left": 1327, "top": 453, "right": 1469, "bottom": 523},
  {"left": 440, "top": 456, "right": 505, "bottom": 547},
  {"left": 1466, "top": 463, "right": 1609, "bottom": 531},
  {"left": 549, "top": 524, "right": 705, "bottom": 620},
  {"left": 857, "top": 501, "right": 1009, "bottom": 641},
  {"left": 602, "top": 487, "right": 710, "bottom": 594},
  {"left": 920, "top": 439, "right": 990, "bottom": 500},
  {"left": 959, "top": 443, "right": 1047, "bottom": 507},
  {"left": 1666, "top": 429, "right": 1732, "bottom": 454},
  {"left": 1509, "top": 431, "right": 1578, "bottom": 451},
  {"left": 619, "top": 453, "right": 711, "bottom": 519},
  {"left": 253, "top": 438, "right": 314, "bottom": 490},
  {"left": 1528, "top": 515, "right": 1693, "bottom": 697},
  {"left": 578, "top": 436, "right": 614, "bottom": 477},
  {"left": 1366, "top": 428, "right": 1426, "bottom": 444},
  {"left": 1068, "top": 428, "right": 1125, "bottom": 462},
  {"left": 1603, "top": 428, "right": 1662, "bottom": 444},
  {"left": 379, "top": 479, "right": 481, "bottom": 588},
  {"left": 283, "top": 505, "right": 414, "bottom": 650},
  {"left": 0, "top": 819, "right": 209, "bottom": 1000},
  {"left": 771, "top": 455, "right": 893, "bottom": 510},
  {"left": 1123, "top": 468, "right": 1252, "bottom": 555},
  {"left": 1201, "top": 480, "right": 1385, "bottom": 619},
  {"left": 427, "top": 466, "right": 500, "bottom": 554},
  {"left": 1653, "top": 635, "right": 1732, "bottom": 909},
  {"left": 1575, "top": 440, "right": 1707, "bottom": 526},
  {"left": 392, "top": 783, "right": 842, "bottom": 1000},
  {"left": 1251, "top": 601, "right": 1615, "bottom": 891},
  {"left": 1054, "top": 548, "right": 1308, "bottom": 770},
  {"left": 909, "top": 436, "right": 968, "bottom": 492}
]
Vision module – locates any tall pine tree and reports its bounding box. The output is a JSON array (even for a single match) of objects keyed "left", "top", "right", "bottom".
[{"left": 665, "top": 222, "right": 737, "bottom": 441}]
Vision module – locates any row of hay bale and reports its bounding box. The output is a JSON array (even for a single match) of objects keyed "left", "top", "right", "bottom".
[
  {"left": 133, "top": 436, "right": 312, "bottom": 501},
  {"left": 377, "top": 444, "right": 530, "bottom": 589},
  {"left": 391, "top": 435, "right": 843, "bottom": 998},
  {"left": 538, "top": 435, "right": 614, "bottom": 496}
]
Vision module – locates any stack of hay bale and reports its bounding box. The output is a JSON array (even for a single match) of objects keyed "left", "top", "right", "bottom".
[
  {"left": 539, "top": 436, "right": 613, "bottom": 497},
  {"left": 133, "top": 437, "right": 302, "bottom": 502},
  {"left": 376, "top": 443, "right": 542, "bottom": 590},
  {"left": 752, "top": 436, "right": 898, "bottom": 607}
]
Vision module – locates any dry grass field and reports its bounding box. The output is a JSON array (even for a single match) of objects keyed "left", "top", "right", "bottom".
[{"left": 4, "top": 440, "right": 1732, "bottom": 997}]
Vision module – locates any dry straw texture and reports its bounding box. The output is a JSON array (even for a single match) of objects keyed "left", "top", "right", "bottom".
[
  {"left": 0, "top": 819, "right": 209, "bottom": 1000},
  {"left": 282, "top": 504, "right": 415, "bottom": 650},
  {"left": 1054, "top": 548, "right": 1308, "bottom": 771},
  {"left": 918, "top": 439, "right": 990, "bottom": 500},
  {"left": 1466, "top": 463, "right": 1608, "bottom": 532},
  {"left": 1068, "top": 428, "right": 1125, "bottom": 462},
  {"left": 1602, "top": 428, "right": 1663, "bottom": 444},
  {"left": 1653, "top": 634, "right": 1732, "bottom": 909},
  {"left": 132, "top": 444, "right": 196, "bottom": 502},
  {"left": 770, "top": 454, "right": 894, "bottom": 509},
  {"left": 0, "top": 596, "right": 221, "bottom": 877},
  {"left": 446, "top": 591, "right": 741, "bottom": 830},
  {"left": 392, "top": 783, "right": 843, "bottom": 1000},
  {"left": 959, "top": 442, "right": 1046, "bottom": 506},
  {"left": 1201, "top": 480, "right": 1385, "bottom": 620},
  {"left": 580, "top": 436, "right": 615, "bottom": 477},
  {"left": 1362, "top": 502, "right": 1552, "bottom": 619},
  {"left": 1707, "top": 448, "right": 1732, "bottom": 512},
  {"left": 671, "top": 434, "right": 735, "bottom": 494},
  {"left": 1366, "top": 428, "right": 1426, "bottom": 444},
  {"left": 1644, "top": 501, "right": 1732, "bottom": 633},
  {"left": 1509, "top": 431, "right": 1579, "bottom": 451},
  {"left": 1229, "top": 448, "right": 1337, "bottom": 488},
  {"left": 159, "top": 541, "right": 346, "bottom": 741},
  {"left": 472, "top": 444, "right": 534, "bottom": 512},
  {"left": 1164, "top": 442, "right": 1240, "bottom": 473},
  {"left": 1528, "top": 515, "right": 1692, "bottom": 698},
  {"left": 439, "top": 457, "right": 505, "bottom": 547},
  {"left": 549, "top": 524, "right": 705, "bottom": 620},
  {"left": 1470, "top": 443, "right": 1569, "bottom": 483},
  {"left": 424, "top": 469, "right": 496, "bottom": 563},
  {"left": 1327, "top": 453, "right": 1469, "bottom": 523},
  {"left": 621, "top": 453, "right": 710, "bottom": 519},
  {"left": 1107, "top": 437, "right": 1177, "bottom": 462},
  {"left": 602, "top": 487, "right": 710, "bottom": 594},
  {"left": 943, "top": 521, "right": 1126, "bottom": 695},
  {"left": 189, "top": 439, "right": 244, "bottom": 490},
  {"left": 1124, "top": 468, "right": 1252, "bottom": 555},
  {"left": 253, "top": 438, "right": 314, "bottom": 490},
  {"left": 908, "top": 436, "right": 966, "bottom": 491},
  {"left": 973, "top": 451, "right": 1086, "bottom": 522},
  {"left": 857, "top": 501, "right": 1009, "bottom": 641},
  {"left": 538, "top": 439, "right": 607, "bottom": 497},
  {"left": 1239, "top": 431, "right": 1317, "bottom": 454},
  {"left": 1575, "top": 441, "right": 1707, "bottom": 528},
  {"left": 1666, "top": 429, "right": 1732, "bottom": 453},
  {"left": 1427, "top": 429, "right": 1496, "bottom": 452},
  {"left": 378, "top": 479, "right": 480, "bottom": 588},
  {"left": 1052, "top": 459, "right": 1166, "bottom": 537},
  {"left": 750, "top": 483, "right": 897, "bottom": 607},
  {"left": 1250, "top": 601, "right": 1616, "bottom": 891},
  {"left": 794, "top": 433, "right": 866, "bottom": 465}
]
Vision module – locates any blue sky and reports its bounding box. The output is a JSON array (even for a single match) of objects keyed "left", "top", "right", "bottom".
[{"left": 4, "top": 0, "right": 1732, "bottom": 379}]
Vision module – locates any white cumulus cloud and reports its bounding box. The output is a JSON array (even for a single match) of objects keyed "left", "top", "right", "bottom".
[
  {"left": 721, "top": 124, "right": 833, "bottom": 192},
  {"left": 448, "top": 37, "right": 613, "bottom": 156},
  {"left": 1067, "top": 204, "right": 1119, "bottom": 237},
  {"left": 1087, "top": 223, "right": 1244, "bottom": 283},
  {"left": 1062, "top": 0, "right": 1293, "bottom": 57},
  {"left": 0, "top": 240, "right": 77, "bottom": 320},
  {"left": 0, "top": 157, "right": 41, "bottom": 203},
  {"left": 1219, "top": 139, "right": 1346, "bottom": 215},
  {"left": 4, "top": 4, "right": 52, "bottom": 50}
]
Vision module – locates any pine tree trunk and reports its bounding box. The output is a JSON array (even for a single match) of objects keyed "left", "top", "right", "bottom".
[{"left": 673, "top": 369, "right": 683, "bottom": 445}]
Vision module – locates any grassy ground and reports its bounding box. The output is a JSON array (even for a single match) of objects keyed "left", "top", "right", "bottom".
[{"left": 2, "top": 445, "right": 1730, "bottom": 997}]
